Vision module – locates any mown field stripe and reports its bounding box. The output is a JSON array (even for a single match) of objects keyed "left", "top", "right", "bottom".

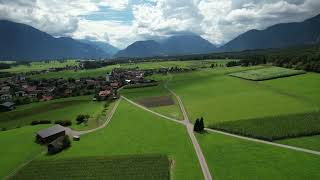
[{"left": 206, "top": 128, "right": 320, "bottom": 156}]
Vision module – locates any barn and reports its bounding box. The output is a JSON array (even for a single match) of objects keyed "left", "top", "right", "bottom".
[{"left": 36, "top": 125, "right": 66, "bottom": 144}]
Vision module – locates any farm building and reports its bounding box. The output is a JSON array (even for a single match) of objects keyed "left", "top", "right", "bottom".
[
  {"left": 48, "top": 136, "right": 65, "bottom": 154},
  {"left": 36, "top": 125, "right": 66, "bottom": 144},
  {"left": 0, "top": 102, "right": 15, "bottom": 112}
]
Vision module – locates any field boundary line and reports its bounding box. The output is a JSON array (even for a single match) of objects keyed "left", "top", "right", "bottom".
[
  {"left": 206, "top": 128, "right": 320, "bottom": 156},
  {"left": 121, "top": 96, "right": 184, "bottom": 125}
]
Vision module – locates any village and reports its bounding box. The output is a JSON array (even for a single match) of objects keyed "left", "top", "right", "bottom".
[{"left": 0, "top": 67, "right": 153, "bottom": 111}]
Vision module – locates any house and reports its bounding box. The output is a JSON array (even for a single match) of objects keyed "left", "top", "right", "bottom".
[
  {"left": 15, "top": 91, "right": 26, "bottom": 97},
  {"left": 99, "top": 90, "right": 111, "bottom": 97},
  {"left": 47, "top": 136, "right": 65, "bottom": 154},
  {"left": 110, "top": 82, "right": 119, "bottom": 88},
  {"left": 36, "top": 125, "right": 66, "bottom": 144},
  {"left": 41, "top": 95, "right": 53, "bottom": 101},
  {"left": 1, "top": 94, "right": 12, "bottom": 101},
  {"left": 0, "top": 102, "right": 15, "bottom": 112}
]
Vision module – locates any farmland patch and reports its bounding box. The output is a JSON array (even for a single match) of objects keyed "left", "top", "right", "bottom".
[
  {"left": 10, "top": 155, "right": 170, "bottom": 180},
  {"left": 209, "top": 111, "right": 320, "bottom": 141},
  {"left": 229, "top": 67, "right": 305, "bottom": 81},
  {"left": 137, "top": 96, "right": 175, "bottom": 108}
]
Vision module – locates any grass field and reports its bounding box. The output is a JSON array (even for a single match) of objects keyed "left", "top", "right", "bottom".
[
  {"left": 1, "top": 60, "right": 79, "bottom": 73},
  {"left": 229, "top": 67, "right": 305, "bottom": 81},
  {"left": 0, "top": 125, "right": 48, "bottom": 179},
  {"left": 277, "top": 135, "right": 320, "bottom": 152},
  {"left": 261, "top": 73, "right": 320, "bottom": 108},
  {"left": 209, "top": 111, "right": 320, "bottom": 141},
  {"left": 11, "top": 155, "right": 170, "bottom": 180},
  {"left": 166, "top": 67, "right": 315, "bottom": 124},
  {"left": 197, "top": 132, "right": 320, "bottom": 180},
  {"left": 40, "top": 100, "right": 203, "bottom": 180},
  {"left": 0, "top": 96, "right": 105, "bottom": 130},
  {"left": 121, "top": 84, "right": 183, "bottom": 120}
]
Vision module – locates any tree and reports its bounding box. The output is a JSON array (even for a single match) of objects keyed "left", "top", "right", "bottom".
[
  {"left": 76, "top": 114, "right": 90, "bottom": 124},
  {"left": 199, "top": 117, "right": 204, "bottom": 132},
  {"left": 194, "top": 119, "right": 200, "bottom": 132}
]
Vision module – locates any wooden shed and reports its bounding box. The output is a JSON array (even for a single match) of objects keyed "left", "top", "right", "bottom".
[{"left": 36, "top": 125, "right": 66, "bottom": 144}]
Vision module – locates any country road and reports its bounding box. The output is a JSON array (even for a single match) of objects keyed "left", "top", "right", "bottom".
[{"left": 166, "top": 87, "right": 213, "bottom": 180}]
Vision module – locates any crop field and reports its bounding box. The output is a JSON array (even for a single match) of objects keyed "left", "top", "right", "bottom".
[
  {"left": 277, "top": 135, "right": 320, "bottom": 152},
  {"left": 197, "top": 132, "right": 320, "bottom": 180},
  {"left": 166, "top": 67, "right": 315, "bottom": 124},
  {"left": 229, "top": 67, "right": 305, "bottom": 81},
  {"left": 0, "top": 96, "right": 105, "bottom": 130},
  {"left": 41, "top": 100, "right": 203, "bottom": 180},
  {"left": 121, "top": 84, "right": 183, "bottom": 120},
  {"left": 11, "top": 155, "right": 170, "bottom": 180},
  {"left": 0, "top": 125, "right": 48, "bottom": 179},
  {"left": 1, "top": 60, "right": 79, "bottom": 73},
  {"left": 137, "top": 96, "right": 175, "bottom": 108},
  {"left": 209, "top": 111, "right": 320, "bottom": 141}
]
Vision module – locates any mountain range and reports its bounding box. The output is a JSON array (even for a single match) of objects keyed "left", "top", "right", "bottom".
[
  {"left": 0, "top": 20, "right": 117, "bottom": 60},
  {"left": 0, "top": 13, "right": 319, "bottom": 60},
  {"left": 220, "top": 13, "right": 320, "bottom": 52},
  {"left": 114, "top": 34, "right": 217, "bottom": 58},
  {"left": 115, "top": 13, "right": 320, "bottom": 58}
]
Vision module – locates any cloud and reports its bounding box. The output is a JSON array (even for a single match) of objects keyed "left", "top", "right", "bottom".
[
  {"left": 0, "top": 0, "right": 320, "bottom": 48},
  {"left": 99, "top": 0, "right": 129, "bottom": 11}
]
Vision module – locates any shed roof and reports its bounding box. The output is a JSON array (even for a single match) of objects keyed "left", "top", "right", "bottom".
[
  {"left": 37, "top": 125, "right": 66, "bottom": 138},
  {"left": 1, "top": 102, "right": 15, "bottom": 107}
]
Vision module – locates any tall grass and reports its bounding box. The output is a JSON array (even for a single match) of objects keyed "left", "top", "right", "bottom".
[{"left": 209, "top": 111, "right": 320, "bottom": 141}]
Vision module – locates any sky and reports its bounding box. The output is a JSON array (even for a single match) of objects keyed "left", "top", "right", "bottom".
[{"left": 0, "top": 0, "right": 320, "bottom": 48}]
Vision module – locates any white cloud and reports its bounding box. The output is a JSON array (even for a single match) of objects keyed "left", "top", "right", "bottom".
[
  {"left": 72, "top": 19, "right": 136, "bottom": 48},
  {"left": 99, "top": 0, "right": 129, "bottom": 11},
  {"left": 0, "top": 0, "right": 320, "bottom": 48}
]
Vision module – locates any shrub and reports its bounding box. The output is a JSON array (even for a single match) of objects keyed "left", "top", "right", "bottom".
[
  {"left": 31, "top": 120, "right": 52, "bottom": 126},
  {"left": 1, "top": 127, "right": 7, "bottom": 131},
  {"left": 76, "top": 114, "right": 90, "bottom": 124},
  {"left": 54, "top": 120, "right": 72, "bottom": 127}
]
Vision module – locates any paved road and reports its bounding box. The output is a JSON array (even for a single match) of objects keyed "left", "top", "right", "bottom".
[{"left": 167, "top": 89, "right": 213, "bottom": 180}]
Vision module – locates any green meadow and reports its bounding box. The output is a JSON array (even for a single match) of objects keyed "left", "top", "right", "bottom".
[
  {"left": 41, "top": 100, "right": 203, "bottom": 180},
  {"left": 1, "top": 60, "right": 79, "bottom": 73},
  {"left": 0, "top": 125, "right": 48, "bottom": 179},
  {"left": 166, "top": 67, "right": 315, "bottom": 124},
  {"left": 197, "top": 132, "right": 320, "bottom": 180},
  {"left": 0, "top": 96, "right": 105, "bottom": 130}
]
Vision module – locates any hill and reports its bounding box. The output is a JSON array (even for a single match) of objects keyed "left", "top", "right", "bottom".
[
  {"left": 0, "top": 20, "right": 111, "bottom": 61},
  {"left": 114, "top": 34, "right": 217, "bottom": 58},
  {"left": 221, "top": 13, "right": 320, "bottom": 52}
]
